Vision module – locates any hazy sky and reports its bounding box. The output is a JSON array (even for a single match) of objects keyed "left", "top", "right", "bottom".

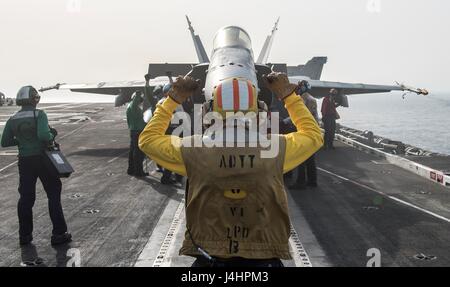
[{"left": 1, "top": 0, "right": 449, "bottom": 99}]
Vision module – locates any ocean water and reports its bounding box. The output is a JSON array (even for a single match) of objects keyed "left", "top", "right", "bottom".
[
  {"left": 331, "top": 93, "right": 450, "bottom": 155},
  {"left": 4, "top": 91, "right": 450, "bottom": 155}
]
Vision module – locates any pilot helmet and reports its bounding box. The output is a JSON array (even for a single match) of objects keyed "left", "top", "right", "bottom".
[{"left": 16, "top": 86, "right": 40, "bottom": 106}]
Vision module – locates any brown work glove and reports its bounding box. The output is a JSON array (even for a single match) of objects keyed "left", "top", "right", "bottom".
[
  {"left": 167, "top": 76, "right": 200, "bottom": 104},
  {"left": 263, "top": 72, "right": 297, "bottom": 100}
]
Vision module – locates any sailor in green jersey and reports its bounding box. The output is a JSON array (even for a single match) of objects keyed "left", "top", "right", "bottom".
[
  {"left": 126, "top": 91, "right": 148, "bottom": 177},
  {"left": 1, "top": 86, "right": 71, "bottom": 246}
]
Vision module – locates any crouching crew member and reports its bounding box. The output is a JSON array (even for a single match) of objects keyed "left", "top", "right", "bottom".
[{"left": 139, "top": 73, "right": 323, "bottom": 267}]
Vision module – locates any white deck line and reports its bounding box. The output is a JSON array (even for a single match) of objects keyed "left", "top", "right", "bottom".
[
  {"left": 135, "top": 193, "right": 185, "bottom": 267},
  {"left": 318, "top": 167, "right": 450, "bottom": 224}
]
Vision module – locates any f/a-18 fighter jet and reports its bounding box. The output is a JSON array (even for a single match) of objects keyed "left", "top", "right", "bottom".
[{"left": 42, "top": 16, "right": 428, "bottom": 113}]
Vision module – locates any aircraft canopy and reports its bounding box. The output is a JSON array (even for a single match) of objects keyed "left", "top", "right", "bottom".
[{"left": 213, "top": 26, "right": 252, "bottom": 51}]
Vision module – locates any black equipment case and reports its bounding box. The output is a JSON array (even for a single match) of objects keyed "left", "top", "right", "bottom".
[{"left": 43, "top": 145, "right": 74, "bottom": 178}]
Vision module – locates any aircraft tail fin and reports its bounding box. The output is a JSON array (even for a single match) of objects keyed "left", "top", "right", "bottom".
[
  {"left": 287, "top": 57, "right": 328, "bottom": 80},
  {"left": 186, "top": 16, "right": 209, "bottom": 63},
  {"left": 256, "top": 17, "right": 280, "bottom": 64}
]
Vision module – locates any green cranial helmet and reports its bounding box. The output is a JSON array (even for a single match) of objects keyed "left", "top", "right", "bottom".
[
  {"left": 153, "top": 85, "right": 163, "bottom": 96},
  {"left": 16, "top": 86, "right": 40, "bottom": 106}
]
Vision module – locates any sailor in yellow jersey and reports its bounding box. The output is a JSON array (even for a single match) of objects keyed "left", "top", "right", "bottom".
[{"left": 139, "top": 72, "right": 323, "bottom": 267}]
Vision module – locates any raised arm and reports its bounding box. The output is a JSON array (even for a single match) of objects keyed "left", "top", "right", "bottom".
[
  {"left": 138, "top": 76, "right": 200, "bottom": 176},
  {"left": 138, "top": 97, "right": 186, "bottom": 176},
  {"left": 282, "top": 93, "right": 323, "bottom": 173},
  {"left": 144, "top": 74, "right": 158, "bottom": 110}
]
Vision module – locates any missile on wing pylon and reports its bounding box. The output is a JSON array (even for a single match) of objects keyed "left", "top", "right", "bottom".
[
  {"left": 396, "top": 82, "right": 429, "bottom": 96},
  {"left": 39, "top": 83, "right": 64, "bottom": 92}
]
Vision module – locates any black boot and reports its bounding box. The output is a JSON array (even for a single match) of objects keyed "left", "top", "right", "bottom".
[
  {"left": 20, "top": 234, "right": 33, "bottom": 246},
  {"left": 51, "top": 232, "right": 72, "bottom": 245},
  {"left": 135, "top": 172, "right": 149, "bottom": 177},
  {"left": 161, "top": 177, "right": 176, "bottom": 185},
  {"left": 161, "top": 169, "right": 175, "bottom": 185}
]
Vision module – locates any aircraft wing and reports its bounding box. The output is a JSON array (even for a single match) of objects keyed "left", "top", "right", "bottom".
[
  {"left": 38, "top": 77, "right": 172, "bottom": 107},
  {"left": 289, "top": 77, "right": 429, "bottom": 99},
  {"left": 43, "top": 62, "right": 197, "bottom": 96},
  {"left": 54, "top": 77, "right": 171, "bottom": 95},
  {"left": 39, "top": 62, "right": 198, "bottom": 107}
]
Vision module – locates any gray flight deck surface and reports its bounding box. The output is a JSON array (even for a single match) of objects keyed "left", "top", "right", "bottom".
[{"left": 0, "top": 103, "right": 449, "bottom": 267}]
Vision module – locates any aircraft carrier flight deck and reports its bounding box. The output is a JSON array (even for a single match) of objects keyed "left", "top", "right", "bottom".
[{"left": 1, "top": 103, "right": 449, "bottom": 267}]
